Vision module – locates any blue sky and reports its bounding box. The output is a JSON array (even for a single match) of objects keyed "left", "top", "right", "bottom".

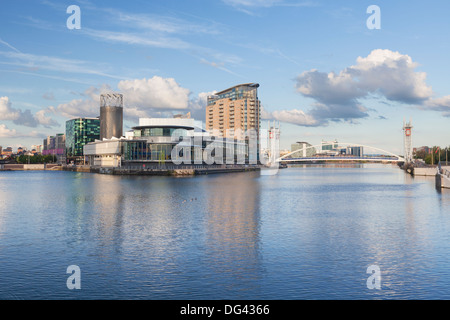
[{"left": 1, "top": 0, "right": 450, "bottom": 154}]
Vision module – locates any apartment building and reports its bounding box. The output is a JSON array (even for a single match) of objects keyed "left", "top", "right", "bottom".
[{"left": 206, "top": 83, "right": 261, "bottom": 141}]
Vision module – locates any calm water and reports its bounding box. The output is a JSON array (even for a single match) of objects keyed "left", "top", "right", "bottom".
[{"left": 0, "top": 164, "right": 449, "bottom": 300}]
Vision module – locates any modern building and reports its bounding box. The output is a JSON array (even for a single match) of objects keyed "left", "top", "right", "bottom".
[
  {"left": 207, "top": 83, "right": 260, "bottom": 138},
  {"left": 66, "top": 117, "right": 100, "bottom": 162},
  {"left": 100, "top": 93, "right": 123, "bottom": 140},
  {"left": 314, "top": 141, "right": 364, "bottom": 158},
  {"left": 321, "top": 140, "right": 339, "bottom": 151},
  {"left": 206, "top": 83, "right": 261, "bottom": 162},
  {"left": 290, "top": 141, "right": 316, "bottom": 158},
  {"left": 84, "top": 116, "right": 248, "bottom": 168},
  {"left": 43, "top": 134, "right": 66, "bottom": 163},
  {"left": 347, "top": 146, "right": 363, "bottom": 157}
]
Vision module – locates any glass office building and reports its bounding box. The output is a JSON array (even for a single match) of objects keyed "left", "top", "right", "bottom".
[
  {"left": 66, "top": 117, "right": 100, "bottom": 160},
  {"left": 84, "top": 117, "right": 248, "bottom": 168}
]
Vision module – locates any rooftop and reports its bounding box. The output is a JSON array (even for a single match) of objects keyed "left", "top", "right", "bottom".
[{"left": 214, "top": 83, "right": 259, "bottom": 96}]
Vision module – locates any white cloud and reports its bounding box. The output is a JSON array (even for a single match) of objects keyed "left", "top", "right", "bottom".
[
  {"left": 0, "top": 51, "right": 126, "bottom": 81},
  {"left": 222, "top": 0, "right": 318, "bottom": 14},
  {"left": 296, "top": 49, "right": 433, "bottom": 107},
  {"left": 56, "top": 77, "right": 209, "bottom": 122},
  {"left": 271, "top": 109, "right": 321, "bottom": 126},
  {"left": 276, "top": 49, "right": 437, "bottom": 127},
  {"left": 351, "top": 49, "right": 433, "bottom": 103},
  {"left": 188, "top": 91, "right": 217, "bottom": 121},
  {"left": 118, "top": 77, "right": 191, "bottom": 110},
  {"left": 425, "top": 95, "right": 450, "bottom": 117},
  {"left": 57, "top": 98, "right": 99, "bottom": 119},
  {"left": 34, "top": 108, "right": 59, "bottom": 127},
  {"left": 115, "top": 12, "right": 221, "bottom": 35},
  {"left": 0, "top": 96, "right": 20, "bottom": 121},
  {"left": 0, "top": 124, "right": 17, "bottom": 138},
  {"left": 82, "top": 28, "right": 191, "bottom": 50},
  {"left": 0, "top": 124, "right": 46, "bottom": 139},
  {"left": 0, "top": 96, "right": 59, "bottom": 128},
  {"left": 0, "top": 37, "right": 21, "bottom": 53}
]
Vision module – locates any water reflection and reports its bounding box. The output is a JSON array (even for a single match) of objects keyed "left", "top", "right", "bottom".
[
  {"left": 1, "top": 165, "right": 450, "bottom": 299},
  {"left": 204, "top": 173, "right": 263, "bottom": 296}
]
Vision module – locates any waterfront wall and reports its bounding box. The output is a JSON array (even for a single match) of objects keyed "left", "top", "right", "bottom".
[
  {"left": 63, "top": 165, "right": 96, "bottom": 173},
  {"left": 2, "top": 164, "right": 61, "bottom": 171},
  {"left": 436, "top": 168, "right": 450, "bottom": 189},
  {"left": 414, "top": 167, "right": 437, "bottom": 176},
  {"left": 415, "top": 166, "right": 450, "bottom": 176},
  {"left": 62, "top": 164, "right": 260, "bottom": 176}
]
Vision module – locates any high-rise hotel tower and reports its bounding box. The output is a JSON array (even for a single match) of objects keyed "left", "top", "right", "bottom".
[{"left": 206, "top": 83, "right": 261, "bottom": 140}]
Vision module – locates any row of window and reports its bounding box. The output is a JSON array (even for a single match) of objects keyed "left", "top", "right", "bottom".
[{"left": 134, "top": 128, "right": 188, "bottom": 138}]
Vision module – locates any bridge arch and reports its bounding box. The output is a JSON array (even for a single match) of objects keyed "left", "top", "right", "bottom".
[{"left": 277, "top": 142, "right": 405, "bottom": 162}]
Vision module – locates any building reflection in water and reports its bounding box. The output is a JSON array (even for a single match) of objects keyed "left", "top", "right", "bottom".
[
  {"left": 0, "top": 175, "right": 8, "bottom": 235},
  {"left": 203, "top": 172, "right": 263, "bottom": 295},
  {"left": 67, "top": 173, "right": 125, "bottom": 259}
]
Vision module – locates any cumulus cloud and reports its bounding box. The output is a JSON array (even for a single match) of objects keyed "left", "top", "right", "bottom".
[
  {"left": 118, "top": 77, "right": 191, "bottom": 110},
  {"left": 188, "top": 91, "right": 217, "bottom": 122},
  {"left": 0, "top": 96, "right": 21, "bottom": 121},
  {"left": 57, "top": 84, "right": 113, "bottom": 119},
  {"left": 57, "top": 98, "right": 99, "bottom": 119},
  {"left": 0, "top": 124, "right": 17, "bottom": 138},
  {"left": 294, "top": 49, "right": 433, "bottom": 122},
  {"left": 56, "top": 77, "right": 212, "bottom": 123},
  {"left": 0, "top": 96, "right": 59, "bottom": 128},
  {"left": 0, "top": 124, "right": 46, "bottom": 139},
  {"left": 349, "top": 49, "right": 433, "bottom": 103},
  {"left": 267, "top": 49, "right": 438, "bottom": 127},
  {"left": 34, "top": 108, "right": 60, "bottom": 128}
]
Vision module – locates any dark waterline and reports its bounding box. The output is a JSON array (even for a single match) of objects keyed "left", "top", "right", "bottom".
[{"left": 0, "top": 164, "right": 449, "bottom": 300}]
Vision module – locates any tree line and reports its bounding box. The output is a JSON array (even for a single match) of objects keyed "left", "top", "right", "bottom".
[
  {"left": 15, "top": 154, "right": 57, "bottom": 164},
  {"left": 415, "top": 147, "right": 450, "bottom": 165}
]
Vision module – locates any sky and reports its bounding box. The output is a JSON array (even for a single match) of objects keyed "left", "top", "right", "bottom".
[{"left": 0, "top": 0, "right": 450, "bottom": 154}]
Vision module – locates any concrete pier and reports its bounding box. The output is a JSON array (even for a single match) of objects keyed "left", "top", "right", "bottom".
[
  {"left": 62, "top": 164, "right": 260, "bottom": 176},
  {"left": 436, "top": 167, "right": 450, "bottom": 189},
  {"left": 414, "top": 167, "right": 438, "bottom": 176}
]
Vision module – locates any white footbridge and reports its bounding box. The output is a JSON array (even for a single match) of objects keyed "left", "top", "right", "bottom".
[{"left": 276, "top": 142, "right": 405, "bottom": 163}]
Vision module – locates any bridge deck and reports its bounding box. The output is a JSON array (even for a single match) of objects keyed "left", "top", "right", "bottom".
[{"left": 279, "top": 156, "right": 402, "bottom": 162}]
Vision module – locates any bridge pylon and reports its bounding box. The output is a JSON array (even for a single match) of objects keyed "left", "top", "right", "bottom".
[{"left": 403, "top": 119, "right": 413, "bottom": 164}]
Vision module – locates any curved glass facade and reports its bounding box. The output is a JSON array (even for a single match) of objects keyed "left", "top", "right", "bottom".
[
  {"left": 134, "top": 127, "right": 188, "bottom": 138},
  {"left": 117, "top": 125, "right": 248, "bottom": 164},
  {"left": 122, "top": 141, "right": 174, "bottom": 162}
]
